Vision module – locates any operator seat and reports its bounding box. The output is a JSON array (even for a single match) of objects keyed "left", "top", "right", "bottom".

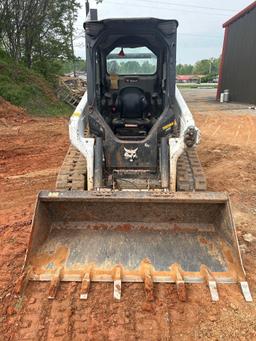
[{"left": 112, "top": 87, "right": 151, "bottom": 135}]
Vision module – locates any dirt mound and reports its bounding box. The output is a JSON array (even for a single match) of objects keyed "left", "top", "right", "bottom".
[{"left": 0, "top": 97, "right": 31, "bottom": 125}]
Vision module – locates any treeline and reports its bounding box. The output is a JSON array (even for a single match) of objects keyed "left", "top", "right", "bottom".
[
  {"left": 107, "top": 58, "right": 220, "bottom": 77},
  {"left": 61, "top": 58, "right": 86, "bottom": 74},
  {"left": 0, "top": 0, "right": 80, "bottom": 80},
  {"left": 177, "top": 57, "right": 220, "bottom": 76},
  {"left": 108, "top": 60, "right": 156, "bottom": 74}
]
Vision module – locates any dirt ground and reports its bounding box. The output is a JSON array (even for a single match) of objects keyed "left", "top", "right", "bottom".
[{"left": 0, "top": 89, "right": 256, "bottom": 341}]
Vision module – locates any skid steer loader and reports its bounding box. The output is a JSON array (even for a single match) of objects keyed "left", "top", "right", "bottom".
[{"left": 19, "top": 16, "right": 252, "bottom": 302}]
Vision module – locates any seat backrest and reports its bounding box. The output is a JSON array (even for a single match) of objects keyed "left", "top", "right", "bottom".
[{"left": 116, "top": 87, "right": 147, "bottom": 119}]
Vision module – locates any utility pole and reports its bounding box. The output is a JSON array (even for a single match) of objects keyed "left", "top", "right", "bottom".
[
  {"left": 84, "top": 0, "right": 89, "bottom": 73},
  {"left": 68, "top": 1, "right": 76, "bottom": 77},
  {"left": 86, "top": 0, "right": 89, "bottom": 16},
  {"left": 209, "top": 58, "right": 214, "bottom": 75}
]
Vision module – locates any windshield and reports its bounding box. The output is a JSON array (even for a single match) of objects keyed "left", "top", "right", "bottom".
[{"left": 107, "top": 47, "right": 157, "bottom": 75}]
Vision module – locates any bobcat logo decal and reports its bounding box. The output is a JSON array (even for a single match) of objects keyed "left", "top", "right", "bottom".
[{"left": 124, "top": 147, "right": 138, "bottom": 162}]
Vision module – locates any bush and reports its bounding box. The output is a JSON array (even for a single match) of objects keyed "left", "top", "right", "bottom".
[{"left": 32, "top": 58, "right": 63, "bottom": 84}]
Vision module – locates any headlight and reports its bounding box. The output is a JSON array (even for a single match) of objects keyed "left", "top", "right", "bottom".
[{"left": 184, "top": 126, "right": 197, "bottom": 147}]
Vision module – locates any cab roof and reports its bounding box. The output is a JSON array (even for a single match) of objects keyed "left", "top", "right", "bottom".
[{"left": 85, "top": 17, "right": 178, "bottom": 38}]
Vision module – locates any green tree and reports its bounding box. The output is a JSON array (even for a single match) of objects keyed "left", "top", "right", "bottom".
[
  {"left": 176, "top": 63, "right": 193, "bottom": 75},
  {"left": 140, "top": 60, "right": 155, "bottom": 74},
  {"left": 28, "top": 0, "right": 80, "bottom": 70},
  {"left": 0, "top": 0, "right": 80, "bottom": 75},
  {"left": 61, "top": 57, "right": 86, "bottom": 74},
  {"left": 193, "top": 58, "right": 220, "bottom": 75},
  {"left": 118, "top": 61, "right": 141, "bottom": 74},
  {"left": 193, "top": 59, "right": 211, "bottom": 75}
]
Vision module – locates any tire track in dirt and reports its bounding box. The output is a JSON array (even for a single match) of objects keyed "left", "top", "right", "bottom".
[
  {"left": 154, "top": 285, "right": 172, "bottom": 340},
  {"left": 44, "top": 283, "right": 76, "bottom": 340},
  {"left": 14, "top": 283, "right": 51, "bottom": 340},
  {"left": 69, "top": 288, "right": 90, "bottom": 340},
  {"left": 85, "top": 283, "right": 138, "bottom": 340},
  {"left": 196, "top": 113, "right": 256, "bottom": 146},
  {"left": 14, "top": 282, "right": 79, "bottom": 341},
  {"left": 247, "top": 115, "right": 256, "bottom": 145}
]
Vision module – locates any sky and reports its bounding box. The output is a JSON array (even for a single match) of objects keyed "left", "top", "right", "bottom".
[{"left": 74, "top": 0, "right": 252, "bottom": 64}]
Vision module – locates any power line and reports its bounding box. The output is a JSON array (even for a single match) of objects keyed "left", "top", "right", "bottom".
[
  {"left": 179, "top": 33, "right": 222, "bottom": 38},
  {"left": 106, "top": 1, "right": 232, "bottom": 17},
  {"left": 132, "top": 0, "right": 235, "bottom": 13}
]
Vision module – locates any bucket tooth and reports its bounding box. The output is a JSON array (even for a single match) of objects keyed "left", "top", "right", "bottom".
[
  {"left": 240, "top": 281, "right": 253, "bottom": 302},
  {"left": 208, "top": 281, "right": 219, "bottom": 302},
  {"left": 141, "top": 260, "right": 154, "bottom": 301},
  {"left": 48, "top": 268, "right": 62, "bottom": 299},
  {"left": 201, "top": 266, "right": 219, "bottom": 302},
  {"left": 80, "top": 269, "right": 92, "bottom": 300},
  {"left": 113, "top": 266, "right": 122, "bottom": 300},
  {"left": 170, "top": 264, "right": 186, "bottom": 302}
]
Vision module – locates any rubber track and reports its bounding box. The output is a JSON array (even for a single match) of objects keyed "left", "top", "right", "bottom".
[
  {"left": 177, "top": 147, "right": 207, "bottom": 191},
  {"left": 56, "top": 145, "right": 86, "bottom": 190},
  {"left": 56, "top": 145, "right": 206, "bottom": 192}
]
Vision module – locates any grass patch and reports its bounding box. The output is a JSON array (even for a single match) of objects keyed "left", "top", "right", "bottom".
[
  {"left": 177, "top": 83, "right": 217, "bottom": 89},
  {"left": 14, "top": 295, "right": 24, "bottom": 311},
  {"left": 0, "top": 50, "right": 72, "bottom": 117}
]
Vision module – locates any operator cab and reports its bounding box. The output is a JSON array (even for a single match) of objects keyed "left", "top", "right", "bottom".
[
  {"left": 101, "top": 46, "right": 162, "bottom": 139},
  {"left": 86, "top": 18, "right": 177, "bottom": 141},
  {"left": 85, "top": 18, "right": 178, "bottom": 147}
]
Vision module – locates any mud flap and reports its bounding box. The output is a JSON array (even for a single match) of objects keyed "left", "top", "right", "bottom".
[{"left": 23, "top": 190, "right": 252, "bottom": 301}]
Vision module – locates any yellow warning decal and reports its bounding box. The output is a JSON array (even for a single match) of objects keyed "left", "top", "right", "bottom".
[
  {"left": 162, "top": 120, "right": 176, "bottom": 131},
  {"left": 72, "top": 112, "right": 81, "bottom": 117},
  {"left": 48, "top": 192, "right": 59, "bottom": 198}
]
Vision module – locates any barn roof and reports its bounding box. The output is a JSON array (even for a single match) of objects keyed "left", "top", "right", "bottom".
[{"left": 223, "top": 1, "right": 256, "bottom": 27}]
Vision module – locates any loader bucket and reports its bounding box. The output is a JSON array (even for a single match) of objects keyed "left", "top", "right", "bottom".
[{"left": 23, "top": 190, "right": 252, "bottom": 301}]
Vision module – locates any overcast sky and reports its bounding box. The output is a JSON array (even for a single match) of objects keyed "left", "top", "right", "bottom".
[{"left": 74, "top": 0, "right": 251, "bottom": 64}]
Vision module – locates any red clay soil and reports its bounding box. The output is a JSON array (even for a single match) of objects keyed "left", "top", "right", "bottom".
[{"left": 1, "top": 92, "right": 256, "bottom": 341}]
